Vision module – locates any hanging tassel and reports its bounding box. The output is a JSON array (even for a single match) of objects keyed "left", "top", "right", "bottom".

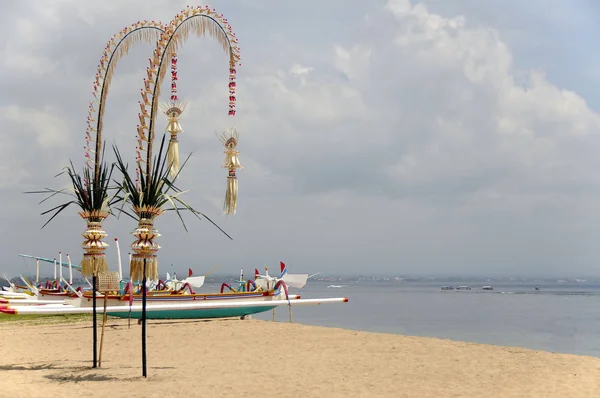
[
  {"left": 225, "top": 170, "right": 238, "bottom": 215},
  {"left": 81, "top": 255, "right": 109, "bottom": 277},
  {"left": 167, "top": 136, "right": 180, "bottom": 180},
  {"left": 129, "top": 256, "right": 158, "bottom": 282},
  {"left": 218, "top": 128, "right": 242, "bottom": 215},
  {"left": 161, "top": 106, "right": 184, "bottom": 179}
]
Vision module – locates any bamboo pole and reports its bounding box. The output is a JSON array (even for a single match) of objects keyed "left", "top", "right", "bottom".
[
  {"left": 92, "top": 256, "right": 98, "bottom": 369},
  {"left": 98, "top": 294, "right": 108, "bottom": 367},
  {"left": 142, "top": 257, "right": 147, "bottom": 378}
]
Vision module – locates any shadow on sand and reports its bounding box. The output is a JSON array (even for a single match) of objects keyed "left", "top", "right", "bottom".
[{"left": 1, "top": 361, "right": 177, "bottom": 383}]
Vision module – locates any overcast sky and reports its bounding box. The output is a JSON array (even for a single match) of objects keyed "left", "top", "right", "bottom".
[{"left": 0, "top": 0, "right": 599, "bottom": 279}]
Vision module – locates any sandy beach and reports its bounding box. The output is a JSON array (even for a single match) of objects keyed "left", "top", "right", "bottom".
[{"left": 0, "top": 316, "right": 599, "bottom": 398}]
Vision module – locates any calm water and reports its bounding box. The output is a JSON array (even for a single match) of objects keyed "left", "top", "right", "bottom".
[{"left": 207, "top": 280, "right": 600, "bottom": 357}]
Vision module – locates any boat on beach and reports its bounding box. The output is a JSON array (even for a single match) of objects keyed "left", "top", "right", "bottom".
[
  {"left": 0, "top": 279, "right": 344, "bottom": 320},
  {"left": 1, "top": 257, "right": 346, "bottom": 320},
  {"left": 0, "top": 296, "right": 349, "bottom": 319}
]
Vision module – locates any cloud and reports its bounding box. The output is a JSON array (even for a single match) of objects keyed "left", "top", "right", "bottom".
[
  {"left": 1, "top": 105, "right": 72, "bottom": 148},
  {"left": 0, "top": 0, "right": 599, "bottom": 278}
]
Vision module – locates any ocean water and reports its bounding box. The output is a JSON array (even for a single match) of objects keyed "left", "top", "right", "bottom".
[{"left": 217, "top": 280, "right": 600, "bottom": 358}]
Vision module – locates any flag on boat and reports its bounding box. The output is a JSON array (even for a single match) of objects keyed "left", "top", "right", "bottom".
[
  {"left": 127, "top": 281, "right": 134, "bottom": 307},
  {"left": 188, "top": 268, "right": 193, "bottom": 277},
  {"left": 280, "top": 261, "right": 287, "bottom": 277}
]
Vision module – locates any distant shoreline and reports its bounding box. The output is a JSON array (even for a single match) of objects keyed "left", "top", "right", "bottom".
[{"left": 4, "top": 275, "right": 600, "bottom": 288}]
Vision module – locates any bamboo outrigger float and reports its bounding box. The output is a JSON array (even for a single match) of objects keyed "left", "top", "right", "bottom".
[{"left": 0, "top": 296, "right": 349, "bottom": 318}]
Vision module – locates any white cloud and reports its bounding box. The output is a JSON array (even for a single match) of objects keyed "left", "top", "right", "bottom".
[
  {"left": 289, "top": 64, "right": 314, "bottom": 85},
  {"left": 334, "top": 44, "right": 371, "bottom": 86},
  {"left": 0, "top": 0, "right": 599, "bottom": 276},
  {"left": 0, "top": 105, "right": 71, "bottom": 148}
]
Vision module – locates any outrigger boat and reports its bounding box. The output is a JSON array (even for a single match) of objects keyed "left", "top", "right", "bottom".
[
  {"left": 0, "top": 278, "right": 342, "bottom": 320},
  {"left": 0, "top": 257, "right": 335, "bottom": 319},
  {"left": 16, "top": 249, "right": 207, "bottom": 300}
]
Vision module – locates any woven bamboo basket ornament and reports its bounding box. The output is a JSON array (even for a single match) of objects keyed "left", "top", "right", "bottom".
[
  {"left": 129, "top": 206, "right": 164, "bottom": 281},
  {"left": 79, "top": 210, "right": 110, "bottom": 277}
]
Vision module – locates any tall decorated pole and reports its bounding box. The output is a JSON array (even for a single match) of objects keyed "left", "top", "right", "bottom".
[
  {"left": 28, "top": 20, "right": 169, "bottom": 370},
  {"left": 129, "top": 4, "right": 240, "bottom": 283},
  {"left": 114, "top": 5, "right": 240, "bottom": 377},
  {"left": 82, "top": 20, "right": 167, "bottom": 369},
  {"left": 27, "top": 9, "right": 238, "bottom": 376},
  {"left": 79, "top": 208, "right": 109, "bottom": 369}
]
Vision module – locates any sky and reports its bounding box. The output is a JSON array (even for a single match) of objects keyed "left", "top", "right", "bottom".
[{"left": 0, "top": 0, "right": 599, "bottom": 279}]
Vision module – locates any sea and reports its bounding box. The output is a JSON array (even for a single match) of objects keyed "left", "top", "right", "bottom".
[
  {"left": 210, "top": 280, "right": 600, "bottom": 358},
  {"left": 4, "top": 277, "right": 600, "bottom": 357}
]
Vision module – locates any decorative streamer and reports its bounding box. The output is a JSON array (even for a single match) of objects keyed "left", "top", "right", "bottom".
[
  {"left": 218, "top": 128, "right": 242, "bottom": 215},
  {"left": 170, "top": 52, "right": 178, "bottom": 102},
  {"left": 228, "top": 62, "right": 236, "bottom": 116}
]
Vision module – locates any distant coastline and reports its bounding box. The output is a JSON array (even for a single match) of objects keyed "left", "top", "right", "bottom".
[{"left": 3, "top": 274, "right": 600, "bottom": 288}]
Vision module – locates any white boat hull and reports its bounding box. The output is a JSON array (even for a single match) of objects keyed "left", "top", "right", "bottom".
[{"left": 0, "top": 297, "right": 349, "bottom": 319}]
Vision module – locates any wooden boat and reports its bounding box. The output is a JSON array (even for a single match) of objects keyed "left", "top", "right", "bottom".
[
  {"left": 6, "top": 256, "right": 323, "bottom": 320},
  {"left": 0, "top": 274, "right": 307, "bottom": 319},
  {"left": 78, "top": 282, "right": 300, "bottom": 309}
]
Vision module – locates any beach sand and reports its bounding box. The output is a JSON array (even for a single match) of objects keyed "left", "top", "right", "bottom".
[{"left": 1, "top": 316, "right": 599, "bottom": 397}]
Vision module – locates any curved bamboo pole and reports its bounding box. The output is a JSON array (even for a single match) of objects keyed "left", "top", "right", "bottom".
[
  {"left": 136, "top": 5, "right": 240, "bottom": 181},
  {"left": 84, "top": 21, "right": 167, "bottom": 183}
]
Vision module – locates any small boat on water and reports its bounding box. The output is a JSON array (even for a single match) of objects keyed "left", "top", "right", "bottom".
[
  {"left": 481, "top": 285, "right": 493, "bottom": 290},
  {"left": 441, "top": 286, "right": 454, "bottom": 290},
  {"left": 456, "top": 286, "right": 471, "bottom": 290}
]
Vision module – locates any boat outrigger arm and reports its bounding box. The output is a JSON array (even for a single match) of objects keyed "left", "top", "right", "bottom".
[
  {"left": 18, "top": 254, "right": 83, "bottom": 272},
  {"left": 18, "top": 254, "right": 93, "bottom": 289}
]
